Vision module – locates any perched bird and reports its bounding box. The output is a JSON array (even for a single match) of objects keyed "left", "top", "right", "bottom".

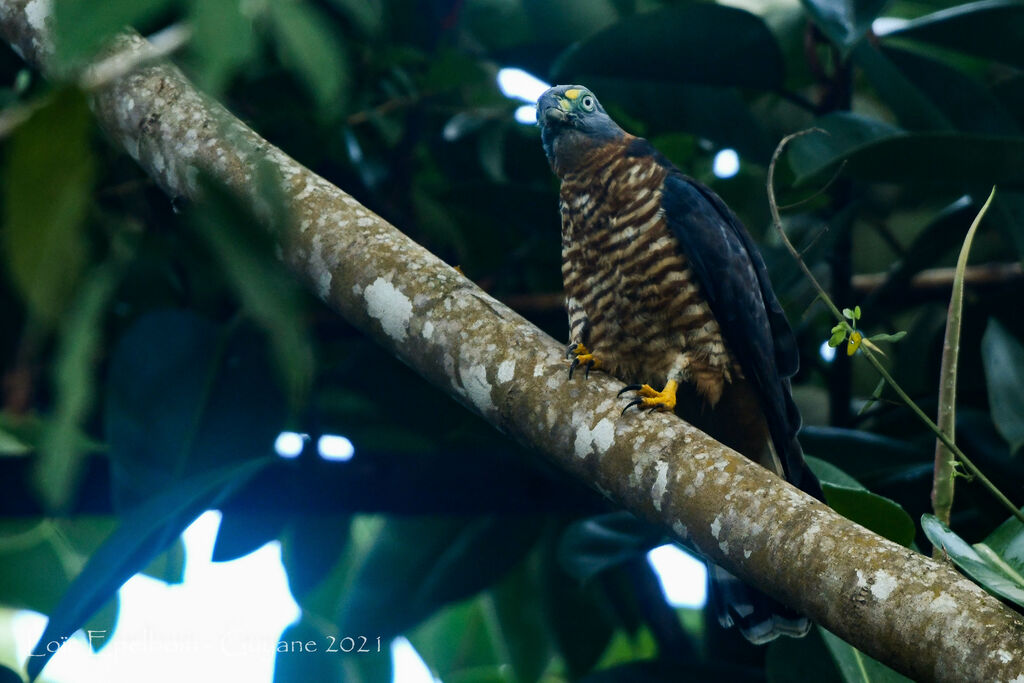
[{"left": 537, "top": 84, "right": 824, "bottom": 644}]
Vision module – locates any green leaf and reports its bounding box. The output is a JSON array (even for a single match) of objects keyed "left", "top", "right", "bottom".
[
  {"left": 490, "top": 561, "right": 553, "bottom": 683},
  {"left": 842, "top": 308, "right": 856, "bottom": 321},
  {"left": 867, "top": 332, "right": 906, "bottom": 343},
  {"left": 800, "top": 0, "right": 890, "bottom": 55},
  {"left": 766, "top": 626, "right": 843, "bottom": 683},
  {"left": 53, "top": 0, "right": 172, "bottom": 66},
  {"left": 806, "top": 457, "right": 916, "bottom": 546},
  {"left": 268, "top": 1, "right": 351, "bottom": 112},
  {"left": 557, "top": 511, "right": 663, "bottom": 581},
  {"left": 2, "top": 89, "right": 94, "bottom": 324},
  {"left": 212, "top": 509, "right": 288, "bottom": 563},
  {"left": 806, "top": 456, "right": 864, "bottom": 489},
  {"left": 880, "top": 46, "right": 1021, "bottom": 135},
  {"left": 540, "top": 533, "right": 615, "bottom": 679},
  {"left": 787, "top": 113, "right": 902, "bottom": 180},
  {"left": 337, "top": 517, "right": 543, "bottom": 639},
  {"left": 921, "top": 514, "right": 1024, "bottom": 608},
  {"left": 0, "top": 427, "right": 30, "bottom": 456},
  {"left": 141, "top": 540, "right": 185, "bottom": 585},
  {"left": 326, "top": 0, "right": 383, "bottom": 36},
  {"left": 280, "top": 515, "right": 351, "bottom": 604},
  {"left": 186, "top": 0, "right": 257, "bottom": 94},
  {"left": 26, "top": 457, "right": 273, "bottom": 682},
  {"left": 879, "top": 0, "right": 1024, "bottom": 69},
  {"left": 188, "top": 182, "right": 313, "bottom": 410},
  {"left": 819, "top": 627, "right": 913, "bottom": 683},
  {"left": 104, "top": 311, "right": 286, "bottom": 507},
  {"left": 35, "top": 262, "right": 123, "bottom": 509},
  {"left": 994, "top": 74, "right": 1024, "bottom": 130},
  {"left": 0, "top": 413, "right": 105, "bottom": 459},
  {"left": 982, "top": 320, "right": 1024, "bottom": 454},
  {"left": 851, "top": 42, "right": 953, "bottom": 132},
  {"left": 800, "top": 427, "right": 929, "bottom": 481},
  {"left": 552, "top": 5, "right": 784, "bottom": 90},
  {"left": 820, "top": 484, "right": 916, "bottom": 547},
  {"left": 788, "top": 114, "right": 1024, "bottom": 187},
  {"left": 978, "top": 511, "right": 1024, "bottom": 583},
  {"left": 409, "top": 598, "right": 508, "bottom": 683},
  {"left": 0, "top": 519, "right": 119, "bottom": 653}
]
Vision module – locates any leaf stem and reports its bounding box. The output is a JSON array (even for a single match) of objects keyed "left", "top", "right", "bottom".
[{"left": 767, "top": 133, "right": 1024, "bottom": 526}]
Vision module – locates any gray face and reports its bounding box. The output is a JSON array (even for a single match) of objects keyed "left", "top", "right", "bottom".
[{"left": 536, "top": 85, "right": 624, "bottom": 167}]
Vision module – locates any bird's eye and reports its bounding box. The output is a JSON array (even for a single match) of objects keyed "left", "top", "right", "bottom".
[{"left": 581, "top": 95, "right": 595, "bottom": 111}]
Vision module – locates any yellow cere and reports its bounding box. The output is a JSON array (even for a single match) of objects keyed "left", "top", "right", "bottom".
[{"left": 564, "top": 89, "right": 581, "bottom": 100}]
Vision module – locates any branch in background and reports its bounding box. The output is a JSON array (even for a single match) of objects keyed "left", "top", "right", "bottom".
[
  {"left": 2, "top": 4, "right": 1023, "bottom": 680},
  {"left": 499, "top": 262, "right": 1024, "bottom": 315},
  {"left": 853, "top": 262, "right": 1023, "bottom": 292}
]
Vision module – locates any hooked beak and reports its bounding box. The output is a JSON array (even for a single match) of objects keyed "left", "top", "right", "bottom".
[
  {"left": 540, "top": 106, "right": 568, "bottom": 126},
  {"left": 537, "top": 94, "right": 570, "bottom": 127}
]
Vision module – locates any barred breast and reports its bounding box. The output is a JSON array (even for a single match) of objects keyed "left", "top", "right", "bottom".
[{"left": 559, "top": 143, "right": 739, "bottom": 405}]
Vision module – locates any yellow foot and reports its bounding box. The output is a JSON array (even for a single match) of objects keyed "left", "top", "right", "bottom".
[
  {"left": 566, "top": 342, "right": 602, "bottom": 379},
  {"left": 619, "top": 380, "right": 679, "bottom": 414}
]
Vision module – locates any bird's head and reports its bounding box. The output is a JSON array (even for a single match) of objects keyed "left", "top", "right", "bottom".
[{"left": 537, "top": 85, "right": 626, "bottom": 175}]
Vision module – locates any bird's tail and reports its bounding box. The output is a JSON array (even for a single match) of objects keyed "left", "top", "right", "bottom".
[{"left": 709, "top": 564, "right": 811, "bottom": 645}]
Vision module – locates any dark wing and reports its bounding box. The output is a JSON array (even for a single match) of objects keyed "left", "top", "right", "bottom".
[{"left": 645, "top": 149, "right": 806, "bottom": 486}]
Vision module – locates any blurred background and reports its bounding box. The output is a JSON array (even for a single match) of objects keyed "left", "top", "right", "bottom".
[{"left": 1, "top": 0, "right": 1024, "bottom": 681}]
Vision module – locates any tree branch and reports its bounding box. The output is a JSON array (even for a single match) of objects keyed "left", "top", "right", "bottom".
[{"left": 1, "top": 3, "right": 1022, "bottom": 681}]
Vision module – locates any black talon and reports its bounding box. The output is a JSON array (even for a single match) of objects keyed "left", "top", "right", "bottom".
[
  {"left": 569, "top": 357, "right": 580, "bottom": 379},
  {"left": 621, "top": 397, "right": 645, "bottom": 415},
  {"left": 584, "top": 362, "right": 592, "bottom": 379},
  {"left": 618, "top": 384, "right": 643, "bottom": 397}
]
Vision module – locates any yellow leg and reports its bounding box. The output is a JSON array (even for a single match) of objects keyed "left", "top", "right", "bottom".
[
  {"left": 567, "top": 342, "right": 602, "bottom": 379},
  {"left": 619, "top": 379, "right": 678, "bottom": 413}
]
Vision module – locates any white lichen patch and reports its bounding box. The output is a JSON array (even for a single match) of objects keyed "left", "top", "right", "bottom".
[
  {"left": 533, "top": 363, "right": 545, "bottom": 377},
  {"left": 994, "top": 649, "right": 1013, "bottom": 664},
  {"left": 458, "top": 363, "right": 494, "bottom": 415},
  {"left": 497, "top": 360, "right": 515, "bottom": 383},
  {"left": 651, "top": 461, "right": 669, "bottom": 511},
  {"left": 422, "top": 321, "right": 434, "bottom": 340},
  {"left": 364, "top": 277, "right": 412, "bottom": 342},
  {"left": 25, "top": 0, "right": 50, "bottom": 31},
  {"left": 546, "top": 405, "right": 557, "bottom": 429},
  {"left": 711, "top": 516, "right": 722, "bottom": 539},
  {"left": 870, "top": 570, "right": 897, "bottom": 601},
  {"left": 307, "top": 233, "right": 338, "bottom": 300},
  {"left": 744, "top": 549, "right": 752, "bottom": 559},
  {"left": 574, "top": 417, "right": 615, "bottom": 459},
  {"left": 926, "top": 592, "right": 956, "bottom": 613},
  {"left": 672, "top": 521, "right": 688, "bottom": 539}
]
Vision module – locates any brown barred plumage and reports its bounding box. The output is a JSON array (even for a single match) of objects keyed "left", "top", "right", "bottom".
[{"left": 559, "top": 136, "right": 738, "bottom": 405}]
